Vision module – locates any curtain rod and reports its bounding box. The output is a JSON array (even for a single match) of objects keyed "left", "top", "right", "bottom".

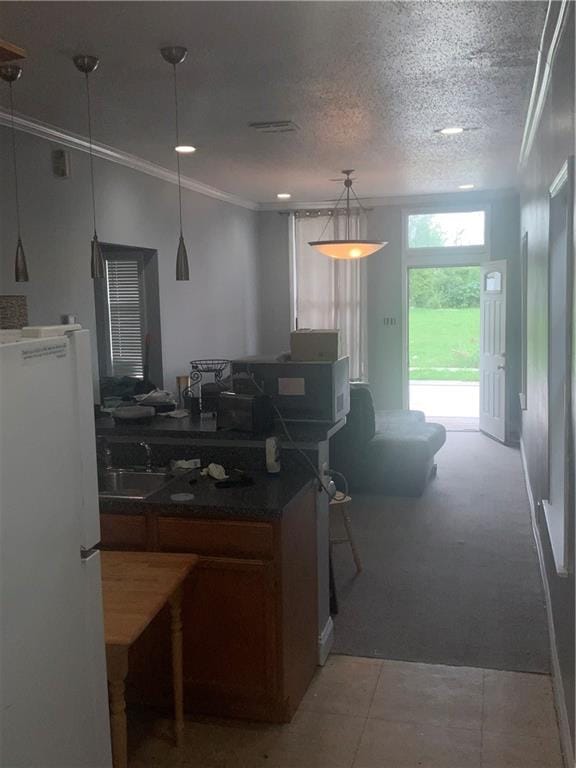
[{"left": 277, "top": 206, "right": 372, "bottom": 217}]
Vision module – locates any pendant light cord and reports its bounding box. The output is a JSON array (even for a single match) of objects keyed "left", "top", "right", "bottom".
[
  {"left": 84, "top": 72, "right": 98, "bottom": 238},
  {"left": 345, "top": 182, "right": 351, "bottom": 239},
  {"left": 313, "top": 174, "right": 367, "bottom": 243},
  {"left": 172, "top": 63, "right": 184, "bottom": 236},
  {"left": 315, "top": 185, "right": 347, "bottom": 241},
  {"left": 351, "top": 185, "right": 366, "bottom": 212},
  {"left": 8, "top": 83, "right": 22, "bottom": 239}
]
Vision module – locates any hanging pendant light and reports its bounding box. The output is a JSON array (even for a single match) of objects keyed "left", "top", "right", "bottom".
[
  {"left": 161, "top": 46, "right": 190, "bottom": 281},
  {"left": 0, "top": 64, "right": 29, "bottom": 282},
  {"left": 308, "top": 170, "right": 387, "bottom": 260},
  {"left": 73, "top": 54, "right": 105, "bottom": 279}
]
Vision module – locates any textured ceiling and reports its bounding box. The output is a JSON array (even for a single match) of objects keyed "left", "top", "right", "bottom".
[{"left": 0, "top": 1, "right": 546, "bottom": 203}]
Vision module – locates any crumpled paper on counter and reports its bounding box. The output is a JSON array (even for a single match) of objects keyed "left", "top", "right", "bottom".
[{"left": 200, "top": 463, "right": 228, "bottom": 480}]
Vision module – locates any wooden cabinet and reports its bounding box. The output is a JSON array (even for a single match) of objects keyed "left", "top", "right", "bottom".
[
  {"left": 100, "top": 513, "right": 146, "bottom": 550},
  {"left": 100, "top": 486, "right": 317, "bottom": 723},
  {"left": 178, "top": 557, "right": 279, "bottom": 720},
  {"left": 158, "top": 517, "right": 274, "bottom": 560}
]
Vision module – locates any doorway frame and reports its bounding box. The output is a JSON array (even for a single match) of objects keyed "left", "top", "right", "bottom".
[
  {"left": 401, "top": 205, "right": 491, "bottom": 408},
  {"left": 542, "top": 156, "right": 574, "bottom": 576}
]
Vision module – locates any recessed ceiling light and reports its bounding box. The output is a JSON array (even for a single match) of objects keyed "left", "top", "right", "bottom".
[
  {"left": 277, "top": 192, "right": 292, "bottom": 199},
  {"left": 459, "top": 184, "right": 475, "bottom": 190},
  {"left": 175, "top": 145, "right": 196, "bottom": 154},
  {"left": 437, "top": 126, "right": 464, "bottom": 136}
]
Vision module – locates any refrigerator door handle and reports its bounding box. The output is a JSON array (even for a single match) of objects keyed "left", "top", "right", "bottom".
[
  {"left": 68, "top": 330, "right": 102, "bottom": 551},
  {"left": 80, "top": 545, "right": 101, "bottom": 562}
]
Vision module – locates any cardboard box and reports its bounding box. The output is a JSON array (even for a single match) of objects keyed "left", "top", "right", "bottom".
[{"left": 290, "top": 329, "right": 340, "bottom": 362}]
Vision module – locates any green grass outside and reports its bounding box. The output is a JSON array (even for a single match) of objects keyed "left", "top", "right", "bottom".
[
  {"left": 409, "top": 307, "right": 480, "bottom": 382},
  {"left": 410, "top": 368, "right": 480, "bottom": 382}
]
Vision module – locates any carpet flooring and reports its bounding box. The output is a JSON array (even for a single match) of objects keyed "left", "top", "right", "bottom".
[{"left": 331, "top": 432, "right": 550, "bottom": 673}]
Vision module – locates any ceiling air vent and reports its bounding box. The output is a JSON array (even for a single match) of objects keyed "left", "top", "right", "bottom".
[{"left": 248, "top": 120, "right": 299, "bottom": 134}]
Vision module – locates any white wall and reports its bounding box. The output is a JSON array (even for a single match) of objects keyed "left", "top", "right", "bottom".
[
  {"left": 365, "top": 205, "right": 404, "bottom": 410},
  {"left": 0, "top": 128, "right": 259, "bottom": 394},
  {"left": 257, "top": 211, "right": 292, "bottom": 354}
]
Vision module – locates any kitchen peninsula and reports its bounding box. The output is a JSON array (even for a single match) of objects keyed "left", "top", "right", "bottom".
[
  {"left": 97, "top": 411, "right": 345, "bottom": 723},
  {"left": 100, "top": 465, "right": 317, "bottom": 723}
]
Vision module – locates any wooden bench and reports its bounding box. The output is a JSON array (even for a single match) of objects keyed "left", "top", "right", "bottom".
[{"left": 101, "top": 551, "right": 198, "bottom": 768}]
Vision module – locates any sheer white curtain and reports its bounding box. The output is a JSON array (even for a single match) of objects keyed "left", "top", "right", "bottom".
[{"left": 294, "top": 209, "right": 368, "bottom": 380}]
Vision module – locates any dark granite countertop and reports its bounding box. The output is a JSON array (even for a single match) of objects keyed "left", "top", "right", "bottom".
[
  {"left": 95, "top": 414, "right": 344, "bottom": 446},
  {"left": 99, "top": 468, "right": 315, "bottom": 521}
]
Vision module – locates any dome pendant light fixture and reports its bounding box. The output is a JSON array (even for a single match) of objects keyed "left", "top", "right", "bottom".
[
  {"left": 73, "top": 54, "right": 105, "bottom": 279},
  {"left": 161, "top": 46, "right": 190, "bottom": 281},
  {"left": 308, "top": 170, "right": 387, "bottom": 260},
  {"left": 0, "top": 64, "right": 29, "bottom": 282}
]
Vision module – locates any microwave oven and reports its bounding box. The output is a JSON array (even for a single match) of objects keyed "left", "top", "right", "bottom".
[{"left": 230, "top": 356, "right": 350, "bottom": 423}]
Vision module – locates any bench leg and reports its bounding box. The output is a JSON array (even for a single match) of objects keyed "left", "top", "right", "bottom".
[{"left": 106, "top": 646, "right": 128, "bottom": 768}]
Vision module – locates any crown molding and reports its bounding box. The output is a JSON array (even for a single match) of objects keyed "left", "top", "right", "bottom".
[
  {"left": 360, "top": 188, "right": 518, "bottom": 208},
  {"left": 0, "top": 107, "right": 522, "bottom": 214},
  {"left": 259, "top": 188, "right": 518, "bottom": 212},
  {"left": 518, "top": 0, "right": 570, "bottom": 168},
  {"left": 259, "top": 200, "right": 340, "bottom": 211},
  {"left": 549, "top": 157, "right": 571, "bottom": 198},
  {"left": 0, "top": 108, "right": 258, "bottom": 211}
]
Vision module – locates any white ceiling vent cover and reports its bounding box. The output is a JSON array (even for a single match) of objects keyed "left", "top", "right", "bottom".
[{"left": 248, "top": 120, "right": 300, "bottom": 134}]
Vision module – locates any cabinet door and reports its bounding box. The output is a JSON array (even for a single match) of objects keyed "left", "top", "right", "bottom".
[
  {"left": 183, "top": 556, "right": 281, "bottom": 720},
  {"left": 128, "top": 555, "right": 281, "bottom": 721},
  {"left": 100, "top": 513, "right": 146, "bottom": 550}
]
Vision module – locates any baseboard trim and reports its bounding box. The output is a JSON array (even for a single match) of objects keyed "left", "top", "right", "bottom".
[
  {"left": 318, "top": 616, "right": 334, "bottom": 666},
  {"left": 520, "top": 438, "right": 574, "bottom": 768}
]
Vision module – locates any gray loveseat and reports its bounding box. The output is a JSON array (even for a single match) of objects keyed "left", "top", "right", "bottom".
[{"left": 330, "top": 383, "right": 446, "bottom": 496}]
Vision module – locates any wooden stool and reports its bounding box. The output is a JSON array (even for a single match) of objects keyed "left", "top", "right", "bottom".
[{"left": 329, "top": 494, "right": 362, "bottom": 574}]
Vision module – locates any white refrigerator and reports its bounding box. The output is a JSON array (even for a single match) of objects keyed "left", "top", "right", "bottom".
[{"left": 0, "top": 328, "right": 112, "bottom": 768}]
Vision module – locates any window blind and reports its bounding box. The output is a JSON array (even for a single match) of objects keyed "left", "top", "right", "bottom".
[{"left": 105, "top": 259, "right": 145, "bottom": 378}]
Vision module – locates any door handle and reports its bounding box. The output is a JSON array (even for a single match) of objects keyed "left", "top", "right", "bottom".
[
  {"left": 80, "top": 545, "right": 100, "bottom": 562},
  {"left": 497, "top": 364, "right": 506, "bottom": 370}
]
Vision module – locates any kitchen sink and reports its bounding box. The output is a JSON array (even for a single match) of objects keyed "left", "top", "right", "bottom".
[{"left": 98, "top": 469, "right": 172, "bottom": 500}]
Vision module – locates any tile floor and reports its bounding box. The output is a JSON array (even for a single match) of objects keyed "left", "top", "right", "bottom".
[{"left": 128, "top": 655, "right": 564, "bottom": 768}]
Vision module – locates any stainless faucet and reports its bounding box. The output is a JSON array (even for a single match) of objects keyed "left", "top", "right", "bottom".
[
  {"left": 138, "top": 441, "right": 153, "bottom": 472},
  {"left": 98, "top": 437, "right": 113, "bottom": 470}
]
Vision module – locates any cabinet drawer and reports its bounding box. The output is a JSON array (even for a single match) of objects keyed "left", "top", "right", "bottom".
[
  {"left": 100, "top": 513, "right": 147, "bottom": 550},
  {"left": 158, "top": 517, "right": 274, "bottom": 559}
]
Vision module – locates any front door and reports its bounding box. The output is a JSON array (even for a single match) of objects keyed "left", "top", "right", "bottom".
[{"left": 479, "top": 260, "right": 507, "bottom": 442}]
